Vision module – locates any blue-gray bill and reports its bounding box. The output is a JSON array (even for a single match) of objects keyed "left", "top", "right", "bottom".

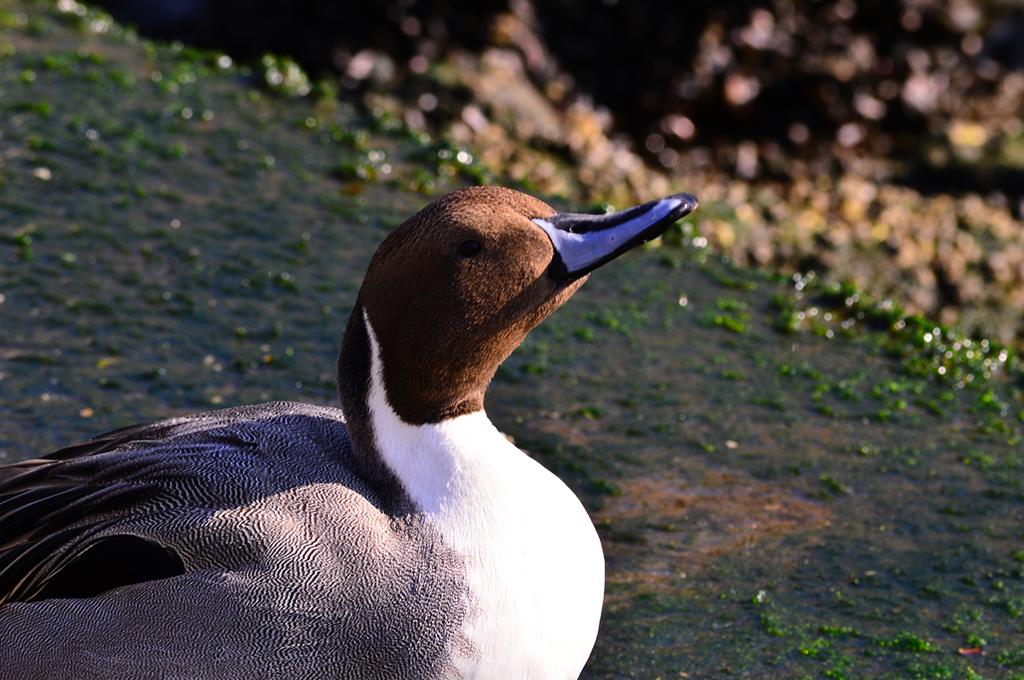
[{"left": 534, "top": 192, "right": 698, "bottom": 281}]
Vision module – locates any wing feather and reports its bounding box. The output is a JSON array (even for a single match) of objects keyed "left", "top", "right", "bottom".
[
  {"left": 0, "top": 402, "right": 354, "bottom": 606},
  {"left": 0, "top": 422, "right": 194, "bottom": 605}
]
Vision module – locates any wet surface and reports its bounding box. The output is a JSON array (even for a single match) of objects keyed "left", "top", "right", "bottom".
[
  {"left": 2, "top": 3, "right": 1024, "bottom": 678},
  {"left": 496, "top": 254, "right": 1024, "bottom": 678}
]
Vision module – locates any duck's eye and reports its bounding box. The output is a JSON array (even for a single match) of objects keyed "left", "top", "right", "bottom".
[{"left": 458, "top": 240, "right": 482, "bottom": 257}]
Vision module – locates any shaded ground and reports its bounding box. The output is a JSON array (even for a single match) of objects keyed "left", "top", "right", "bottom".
[{"left": 2, "top": 3, "right": 1024, "bottom": 678}]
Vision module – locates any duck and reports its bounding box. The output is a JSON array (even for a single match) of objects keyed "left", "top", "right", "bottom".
[{"left": 0, "top": 185, "right": 697, "bottom": 679}]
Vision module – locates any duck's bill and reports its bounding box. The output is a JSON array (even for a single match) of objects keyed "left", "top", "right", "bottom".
[{"left": 534, "top": 192, "right": 698, "bottom": 281}]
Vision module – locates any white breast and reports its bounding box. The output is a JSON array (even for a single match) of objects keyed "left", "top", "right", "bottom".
[{"left": 365, "top": 317, "right": 605, "bottom": 679}]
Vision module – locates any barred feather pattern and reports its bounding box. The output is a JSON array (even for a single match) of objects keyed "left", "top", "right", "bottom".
[{"left": 0, "top": 402, "right": 472, "bottom": 679}]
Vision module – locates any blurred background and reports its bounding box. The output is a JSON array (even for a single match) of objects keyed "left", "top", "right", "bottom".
[{"left": 85, "top": 0, "right": 1024, "bottom": 349}]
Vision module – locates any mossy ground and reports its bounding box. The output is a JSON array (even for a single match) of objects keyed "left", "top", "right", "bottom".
[{"left": 1, "top": 2, "right": 1023, "bottom": 678}]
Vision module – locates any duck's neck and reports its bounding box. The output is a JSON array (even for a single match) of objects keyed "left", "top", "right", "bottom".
[
  {"left": 339, "top": 305, "right": 521, "bottom": 522},
  {"left": 336, "top": 302, "right": 410, "bottom": 509},
  {"left": 337, "top": 304, "right": 503, "bottom": 511},
  {"left": 358, "top": 309, "right": 559, "bottom": 545}
]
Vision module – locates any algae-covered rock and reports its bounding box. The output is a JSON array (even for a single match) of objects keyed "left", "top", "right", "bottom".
[{"left": 3, "top": 3, "right": 1024, "bottom": 679}]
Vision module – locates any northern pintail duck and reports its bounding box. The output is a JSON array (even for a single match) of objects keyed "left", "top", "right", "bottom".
[{"left": 0, "top": 186, "right": 697, "bottom": 679}]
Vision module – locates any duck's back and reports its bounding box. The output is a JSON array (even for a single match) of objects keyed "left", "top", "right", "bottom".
[{"left": 0, "top": 402, "right": 471, "bottom": 680}]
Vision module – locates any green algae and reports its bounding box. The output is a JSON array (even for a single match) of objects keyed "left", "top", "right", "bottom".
[
  {"left": 500, "top": 248, "right": 1024, "bottom": 678},
  {"left": 2, "top": 2, "right": 1024, "bottom": 679}
]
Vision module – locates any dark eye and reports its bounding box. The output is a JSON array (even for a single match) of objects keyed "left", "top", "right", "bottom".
[{"left": 458, "top": 240, "right": 482, "bottom": 257}]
